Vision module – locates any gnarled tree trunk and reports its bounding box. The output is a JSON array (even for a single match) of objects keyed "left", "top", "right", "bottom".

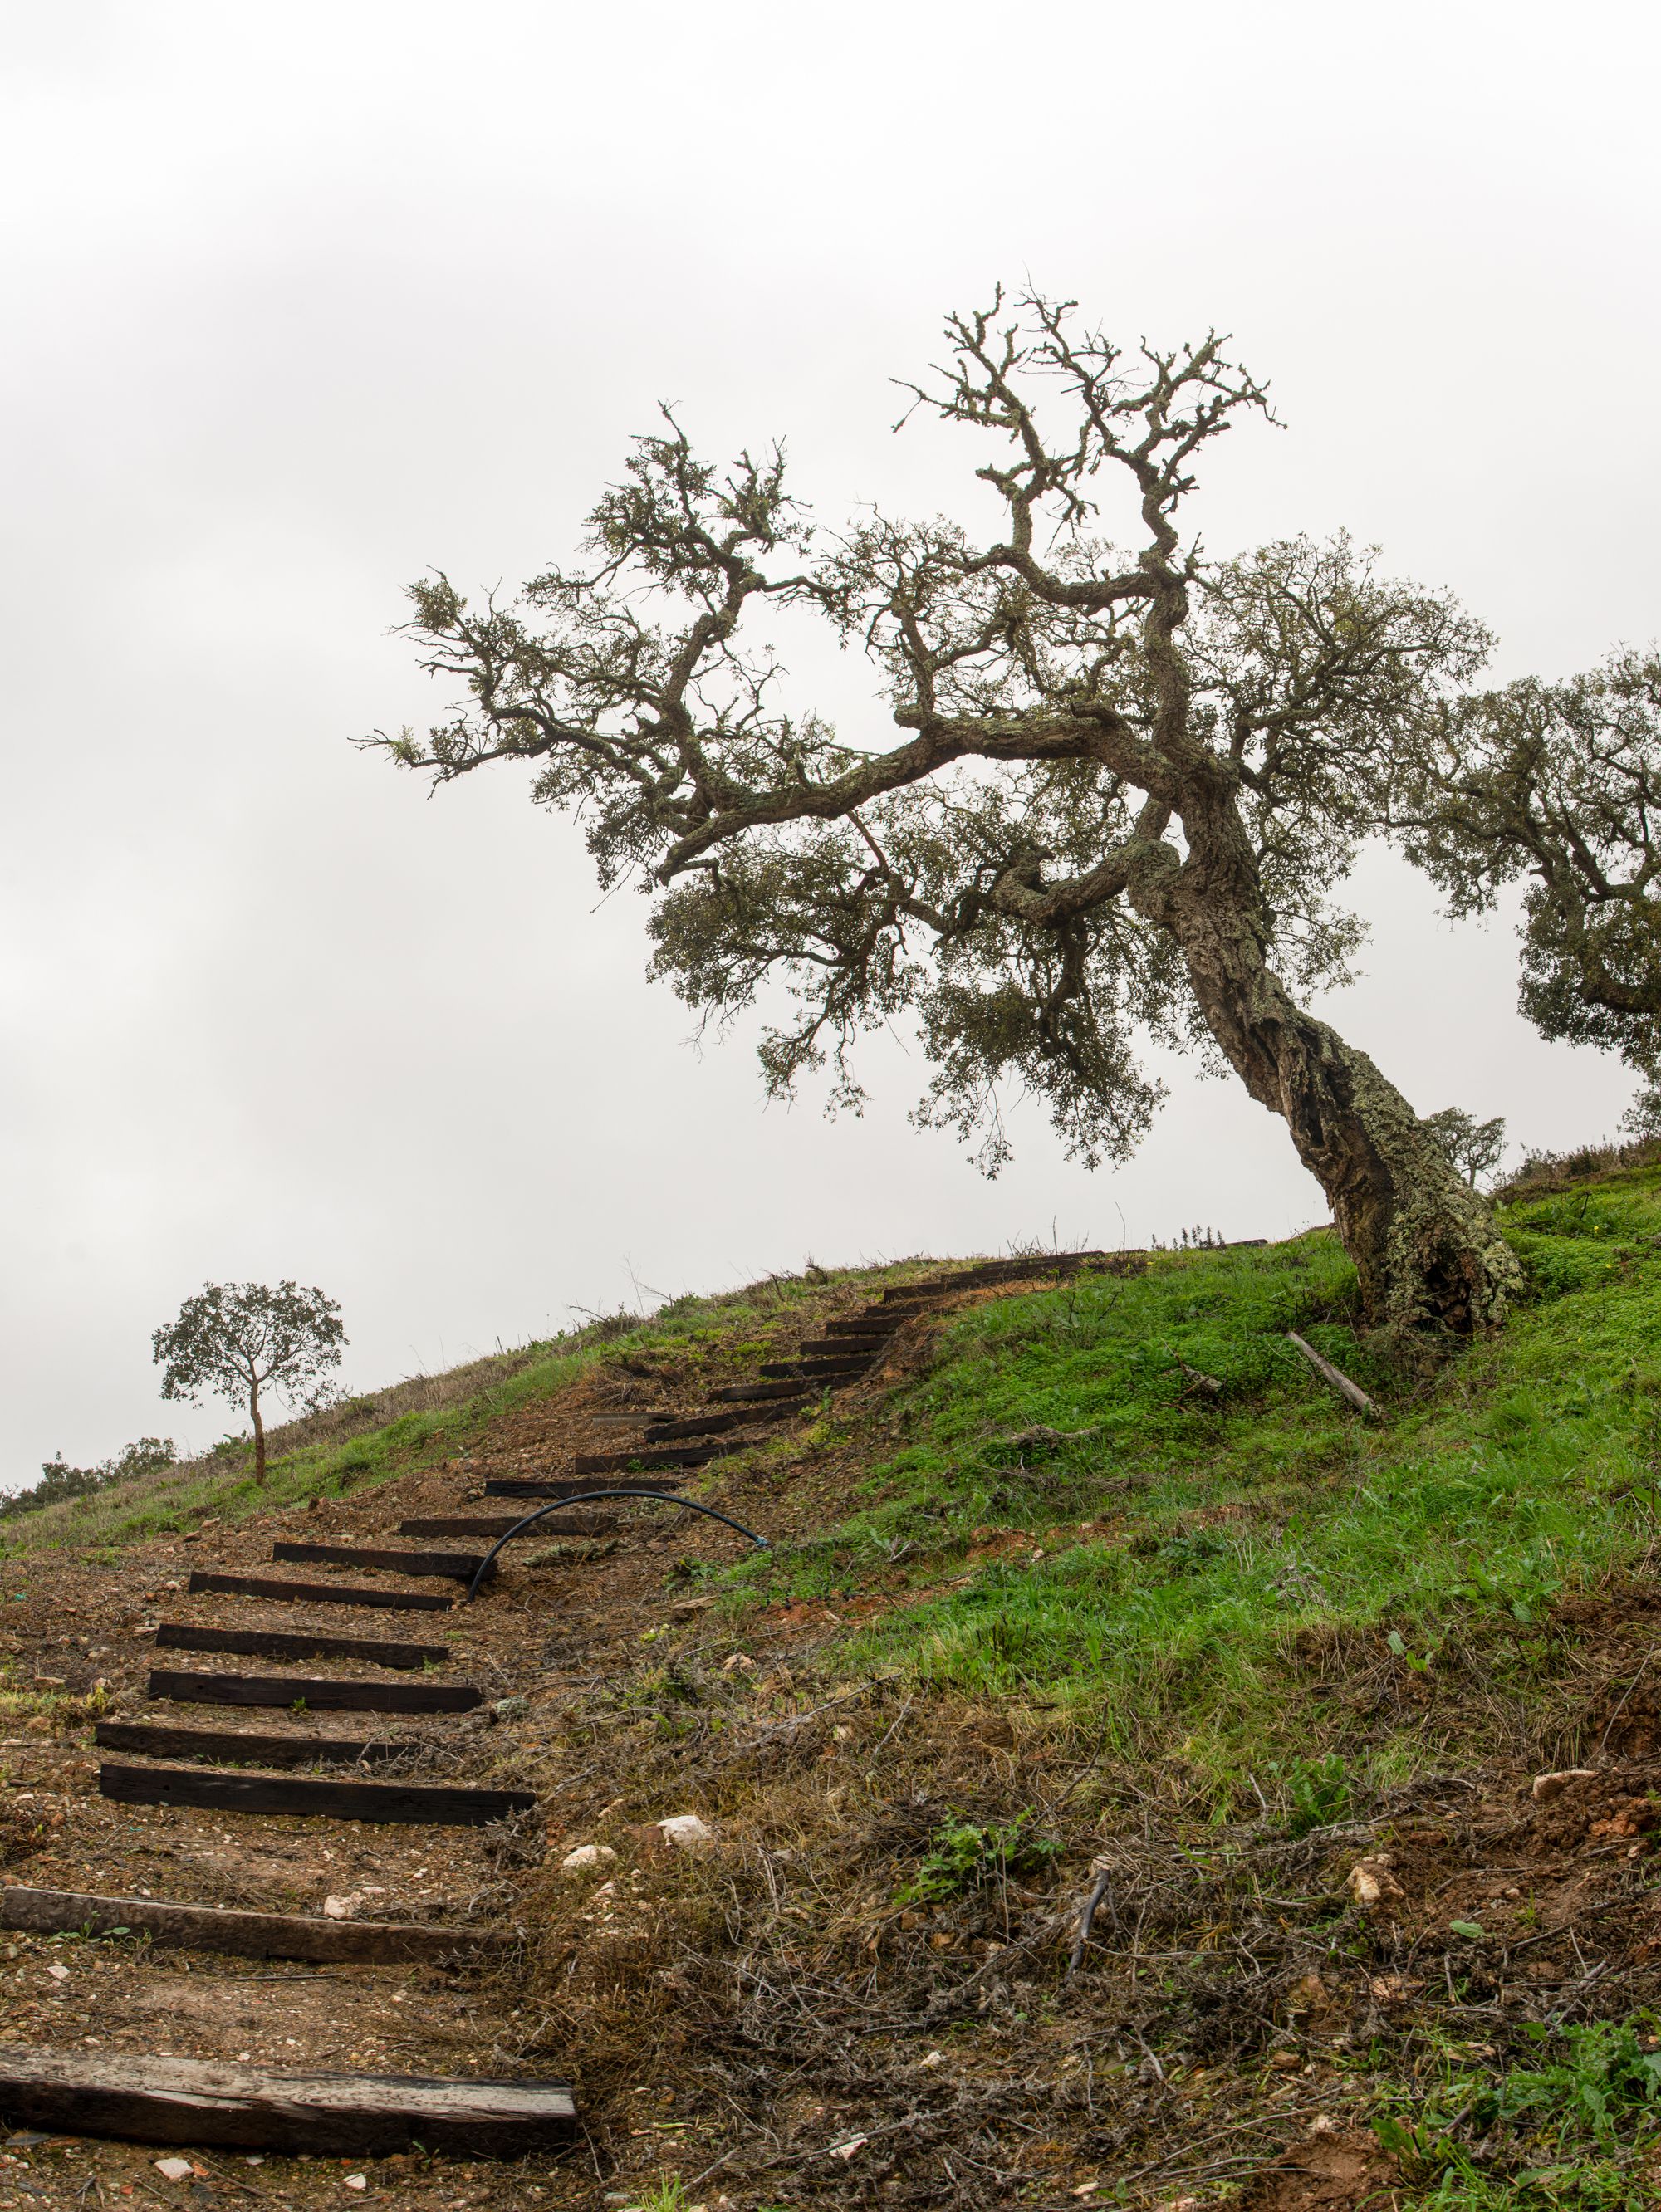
[{"left": 1135, "top": 783, "right": 1523, "bottom": 1330}]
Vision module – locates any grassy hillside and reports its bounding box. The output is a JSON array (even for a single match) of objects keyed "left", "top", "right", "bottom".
[
  {"left": 508, "top": 1157, "right": 1661, "bottom": 2210},
  {"left": 0, "top": 1255, "right": 950, "bottom": 1559},
  {"left": 705, "top": 1165, "right": 1661, "bottom": 1804},
  {"left": 12, "top": 1156, "right": 1661, "bottom": 2206}
]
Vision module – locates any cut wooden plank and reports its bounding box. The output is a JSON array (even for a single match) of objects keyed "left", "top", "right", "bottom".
[
  {"left": 189, "top": 1569, "right": 452, "bottom": 1613},
  {"left": 646, "top": 1402, "right": 806, "bottom": 1441},
  {"left": 572, "top": 1444, "right": 723, "bottom": 1477},
  {"left": 712, "top": 1378, "right": 831, "bottom": 1403},
  {"left": 799, "top": 1334, "right": 885, "bottom": 1354},
  {"left": 397, "top": 1514, "right": 616, "bottom": 1540},
  {"left": 272, "top": 1542, "right": 488, "bottom": 1583},
  {"left": 758, "top": 1357, "right": 870, "bottom": 1380},
  {"left": 145, "top": 1670, "right": 482, "bottom": 1715},
  {"left": 96, "top": 1720, "right": 414, "bottom": 1768},
  {"left": 98, "top": 1763, "right": 537, "bottom": 1827},
  {"left": 154, "top": 1622, "right": 448, "bottom": 1670},
  {"left": 482, "top": 1476, "right": 684, "bottom": 1500},
  {"left": 0, "top": 2048, "right": 574, "bottom": 2156},
  {"left": 0, "top": 1886, "right": 517, "bottom": 1966},
  {"left": 823, "top": 1317, "right": 900, "bottom": 1336}
]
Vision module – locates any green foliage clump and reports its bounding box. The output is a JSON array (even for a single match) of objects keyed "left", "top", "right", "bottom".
[
  {"left": 1267, "top": 1750, "right": 1352, "bottom": 1836},
  {"left": 0, "top": 1437, "right": 175, "bottom": 1523},
  {"left": 1378, "top": 2017, "right": 1661, "bottom": 2208},
  {"left": 895, "top": 1810, "right": 1061, "bottom": 1906}
]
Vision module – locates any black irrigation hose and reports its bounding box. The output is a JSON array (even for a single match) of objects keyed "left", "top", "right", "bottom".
[{"left": 463, "top": 1488, "right": 771, "bottom": 1603}]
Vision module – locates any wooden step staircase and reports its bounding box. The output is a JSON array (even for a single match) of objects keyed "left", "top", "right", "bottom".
[{"left": 7, "top": 1247, "right": 1113, "bottom": 2165}]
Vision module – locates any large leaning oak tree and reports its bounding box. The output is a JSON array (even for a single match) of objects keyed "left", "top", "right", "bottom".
[{"left": 373, "top": 291, "right": 1528, "bottom": 1331}]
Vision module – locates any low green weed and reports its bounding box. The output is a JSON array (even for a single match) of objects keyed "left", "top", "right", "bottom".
[
  {"left": 1376, "top": 2017, "right": 1661, "bottom": 2208},
  {"left": 619, "top": 2178, "right": 694, "bottom": 2212},
  {"left": 895, "top": 1810, "right": 1061, "bottom": 1906},
  {"left": 1268, "top": 1750, "right": 1353, "bottom": 1836}
]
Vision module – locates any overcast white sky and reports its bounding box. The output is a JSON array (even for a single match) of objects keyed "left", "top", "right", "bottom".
[{"left": 2, "top": 1, "right": 1655, "bottom": 1485}]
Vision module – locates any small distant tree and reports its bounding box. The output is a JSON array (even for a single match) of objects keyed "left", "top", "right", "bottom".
[
  {"left": 1423, "top": 1108, "right": 1507, "bottom": 1188},
  {"left": 152, "top": 1281, "right": 345, "bottom": 1484}
]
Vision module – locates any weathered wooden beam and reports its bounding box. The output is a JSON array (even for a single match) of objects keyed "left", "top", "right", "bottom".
[
  {"left": 711, "top": 1378, "right": 822, "bottom": 1404},
  {"left": 0, "top": 2048, "right": 574, "bottom": 2156},
  {"left": 397, "top": 1514, "right": 615, "bottom": 1540},
  {"left": 571, "top": 1444, "right": 725, "bottom": 1477},
  {"left": 0, "top": 1887, "right": 516, "bottom": 1966},
  {"left": 758, "top": 1357, "right": 869, "bottom": 1381},
  {"left": 95, "top": 1721, "right": 414, "bottom": 1768},
  {"left": 483, "top": 1476, "right": 684, "bottom": 1499},
  {"left": 145, "top": 1670, "right": 481, "bottom": 1715},
  {"left": 98, "top": 1764, "right": 536, "bottom": 1827},
  {"left": 189, "top": 1570, "right": 452, "bottom": 1613},
  {"left": 272, "top": 1542, "right": 488, "bottom": 1583},
  {"left": 645, "top": 1403, "right": 804, "bottom": 1441},
  {"left": 155, "top": 1622, "right": 448, "bottom": 1669}
]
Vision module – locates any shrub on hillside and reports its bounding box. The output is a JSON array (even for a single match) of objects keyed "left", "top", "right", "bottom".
[{"left": 1, "top": 1436, "right": 177, "bottom": 1522}]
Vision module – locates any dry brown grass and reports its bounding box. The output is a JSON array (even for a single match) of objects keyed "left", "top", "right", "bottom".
[{"left": 1494, "top": 1131, "right": 1661, "bottom": 1201}]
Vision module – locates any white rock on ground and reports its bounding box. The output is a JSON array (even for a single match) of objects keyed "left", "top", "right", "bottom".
[
  {"left": 561, "top": 1843, "right": 619, "bottom": 1872},
  {"left": 658, "top": 1813, "right": 715, "bottom": 1850}
]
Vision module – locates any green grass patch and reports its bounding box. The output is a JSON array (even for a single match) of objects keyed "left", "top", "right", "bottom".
[
  {"left": 711, "top": 1168, "right": 1661, "bottom": 1801},
  {"left": 1377, "top": 2016, "right": 1661, "bottom": 2208}
]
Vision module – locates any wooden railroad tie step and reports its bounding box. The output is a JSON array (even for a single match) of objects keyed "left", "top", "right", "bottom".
[
  {"left": 712, "top": 1378, "right": 830, "bottom": 1403},
  {"left": 571, "top": 1444, "right": 728, "bottom": 1478},
  {"left": 98, "top": 1763, "right": 537, "bottom": 1827},
  {"left": 0, "top": 2048, "right": 574, "bottom": 2157},
  {"left": 96, "top": 1720, "right": 422, "bottom": 1769},
  {"left": 272, "top": 1541, "right": 488, "bottom": 1583},
  {"left": 646, "top": 1401, "right": 806, "bottom": 1441},
  {"left": 145, "top": 1669, "right": 482, "bottom": 1716},
  {"left": 398, "top": 1513, "right": 616, "bottom": 1540},
  {"left": 154, "top": 1622, "right": 448, "bottom": 1670},
  {"left": 798, "top": 1334, "right": 885, "bottom": 1355},
  {"left": 482, "top": 1476, "right": 684, "bottom": 1500},
  {"left": 1, "top": 1885, "right": 517, "bottom": 1967},
  {"left": 189, "top": 1569, "right": 452, "bottom": 1613},
  {"left": 758, "top": 1356, "right": 870, "bottom": 1381},
  {"left": 822, "top": 1316, "right": 901, "bottom": 1336}
]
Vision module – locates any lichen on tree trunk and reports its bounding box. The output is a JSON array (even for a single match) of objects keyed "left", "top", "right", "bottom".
[
  {"left": 1175, "top": 919, "right": 1521, "bottom": 1329},
  {"left": 1115, "top": 767, "right": 1524, "bottom": 1332},
  {"left": 1247, "top": 993, "right": 1520, "bottom": 1330}
]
